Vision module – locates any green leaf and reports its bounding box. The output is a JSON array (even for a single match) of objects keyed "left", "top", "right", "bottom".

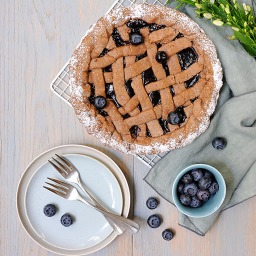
[
  {"left": 233, "top": 31, "right": 256, "bottom": 46},
  {"left": 241, "top": 44, "right": 256, "bottom": 56}
]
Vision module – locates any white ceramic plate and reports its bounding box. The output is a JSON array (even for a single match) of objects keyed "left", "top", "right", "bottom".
[{"left": 17, "top": 145, "right": 130, "bottom": 255}]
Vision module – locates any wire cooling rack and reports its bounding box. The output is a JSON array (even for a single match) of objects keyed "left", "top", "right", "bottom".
[{"left": 50, "top": 0, "right": 170, "bottom": 168}]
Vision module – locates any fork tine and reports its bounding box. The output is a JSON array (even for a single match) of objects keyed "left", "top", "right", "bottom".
[
  {"left": 47, "top": 177, "right": 70, "bottom": 189},
  {"left": 43, "top": 186, "right": 66, "bottom": 197},
  {"left": 48, "top": 160, "right": 67, "bottom": 176},
  {"left": 52, "top": 157, "right": 71, "bottom": 174},
  {"left": 45, "top": 181, "right": 68, "bottom": 192},
  {"left": 55, "top": 154, "right": 74, "bottom": 170}
]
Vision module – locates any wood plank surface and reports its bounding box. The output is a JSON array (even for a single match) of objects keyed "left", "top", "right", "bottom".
[{"left": 0, "top": 1, "right": 256, "bottom": 256}]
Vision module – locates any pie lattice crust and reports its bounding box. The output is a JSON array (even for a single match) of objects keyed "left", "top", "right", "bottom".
[{"left": 70, "top": 4, "right": 222, "bottom": 155}]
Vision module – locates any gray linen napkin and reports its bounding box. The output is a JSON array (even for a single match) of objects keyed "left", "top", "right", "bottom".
[{"left": 144, "top": 3, "right": 256, "bottom": 236}]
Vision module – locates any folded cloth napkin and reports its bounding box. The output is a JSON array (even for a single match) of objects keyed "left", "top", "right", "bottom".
[{"left": 144, "top": 2, "right": 256, "bottom": 236}]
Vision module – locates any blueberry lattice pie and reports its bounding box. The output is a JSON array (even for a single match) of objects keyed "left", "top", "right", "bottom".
[{"left": 70, "top": 4, "right": 222, "bottom": 155}]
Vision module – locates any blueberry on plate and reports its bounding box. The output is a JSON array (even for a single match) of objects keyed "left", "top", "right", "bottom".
[
  {"left": 208, "top": 181, "right": 219, "bottom": 195},
  {"left": 179, "top": 194, "right": 192, "bottom": 206},
  {"left": 162, "top": 229, "right": 174, "bottom": 241},
  {"left": 191, "top": 168, "right": 204, "bottom": 181},
  {"left": 61, "top": 213, "right": 73, "bottom": 227},
  {"left": 94, "top": 96, "right": 107, "bottom": 110},
  {"left": 197, "top": 190, "right": 210, "bottom": 202},
  {"left": 147, "top": 214, "right": 162, "bottom": 228},
  {"left": 190, "top": 196, "right": 203, "bottom": 208},
  {"left": 198, "top": 176, "right": 212, "bottom": 189},
  {"left": 146, "top": 197, "right": 158, "bottom": 209},
  {"left": 183, "top": 183, "right": 198, "bottom": 196},
  {"left": 130, "top": 32, "right": 144, "bottom": 45},
  {"left": 43, "top": 204, "right": 57, "bottom": 217},
  {"left": 177, "top": 182, "right": 184, "bottom": 194},
  {"left": 180, "top": 173, "right": 193, "bottom": 184},
  {"left": 212, "top": 137, "right": 227, "bottom": 150},
  {"left": 156, "top": 51, "right": 168, "bottom": 64}
]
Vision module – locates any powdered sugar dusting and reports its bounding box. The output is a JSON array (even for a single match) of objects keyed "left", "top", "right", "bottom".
[{"left": 69, "top": 3, "right": 223, "bottom": 155}]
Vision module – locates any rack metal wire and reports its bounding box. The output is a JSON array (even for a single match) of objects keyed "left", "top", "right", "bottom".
[{"left": 50, "top": 0, "right": 170, "bottom": 168}]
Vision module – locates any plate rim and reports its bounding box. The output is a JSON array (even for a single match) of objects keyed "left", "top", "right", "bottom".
[{"left": 16, "top": 144, "right": 130, "bottom": 255}]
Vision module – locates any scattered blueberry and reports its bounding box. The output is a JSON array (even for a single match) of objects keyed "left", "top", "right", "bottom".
[
  {"left": 179, "top": 194, "right": 192, "bottom": 206},
  {"left": 208, "top": 181, "right": 219, "bottom": 195},
  {"left": 43, "top": 204, "right": 57, "bottom": 217},
  {"left": 191, "top": 168, "right": 204, "bottom": 181},
  {"left": 197, "top": 190, "right": 210, "bottom": 202},
  {"left": 190, "top": 196, "right": 203, "bottom": 208},
  {"left": 146, "top": 197, "right": 159, "bottom": 210},
  {"left": 198, "top": 176, "right": 212, "bottom": 189},
  {"left": 177, "top": 182, "right": 184, "bottom": 194},
  {"left": 94, "top": 96, "right": 107, "bottom": 110},
  {"left": 147, "top": 214, "right": 162, "bottom": 228},
  {"left": 61, "top": 213, "right": 73, "bottom": 227},
  {"left": 181, "top": 173, "right": 193, "bottom": 184},
  {"left": 130, "top": 32, "right": 143, "bottom": 45},
  {"left": 162, "top": 229, "right": 174, "bottom": 241},
  {"left": 212, "top": 137, "right": 227, "bottom": 150},
  {"left": 183, "top": 183, "right": 198, "bottom": 196},
  {"left": 156, "top": 51, "right": 168, "bottom": 64}
]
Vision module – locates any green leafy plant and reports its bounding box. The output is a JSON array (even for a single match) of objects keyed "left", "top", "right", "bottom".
[{"left": 166, "top": 0, "right": 256, "bottom": 56}]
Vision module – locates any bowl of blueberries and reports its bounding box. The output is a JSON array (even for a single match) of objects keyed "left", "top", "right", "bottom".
[{"left": 172, "top": 164, "right": 226, "bottom": 218}]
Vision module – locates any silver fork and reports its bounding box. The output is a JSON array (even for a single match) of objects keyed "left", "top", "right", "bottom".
[
  {"left": 43, "top": 178, "right": 139, "bottom": 233},
  {"left": 48, "top": 154, "right": 139, "bottom": 234}
]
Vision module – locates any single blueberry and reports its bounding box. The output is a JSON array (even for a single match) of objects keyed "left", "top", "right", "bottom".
[
  {"left": 208, "top": 181, "right": 219, "bottom": 195},
  {"left": 183, "top": 183, "right": 198, "bottom": 196},
  {"left": 212, "top": 137, "right": 227, "bottom": 150},
  {"left": 167, "top": 111, "right": 182, "bottom": 125},
  {"left": 198, "top": 176, "right": 212, "bottom": 189},
  {"left": 180, "top": 173, "right": 193, "bottom": 184},
  {"left": 191, "top": 168, "right": 204, "bottom": 181},
  {"left": 190, "top": 196, "right": 203, "bottom": 208},
  {"left": 162, "top": 229, "right": 174, "bottom": 241},
  {"left": 156, "top": 51, "right": 168, "bottom": 64},
  {"left": 146, "top": 197, "right": 159, "bottom": 209},
  {"left": 179, "top": 194, "right": 192, "bottom": 206},
  {"left": 60, "top": 213, "right": 73, "bottom": 227},
  {"left": 204, "top": 170, "right": 213, "bottom": 179},
  {"left": 147, "top": 214, "right": 162, "bottom": 228},
  {"left": 43, "top": 204, "right": 57, "bottom": 217},
  {"left": 197, "top": 189, "right": 211, "bottom": 202},
  {"left": 94, "top": 96, "right": 107, "bottom": 110},
  {"left": 130, "top": 32, "right": 143, "bottom": 45},
  {"left": 177, "top": 182, "right": 184, "bottom": 194}
]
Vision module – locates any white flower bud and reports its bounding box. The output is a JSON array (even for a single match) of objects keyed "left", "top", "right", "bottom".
[
  {"left": 195, "top": 3, "right": 202, "bottom": 9},
  {"left": 232, "top": 27, "right": 239, "bottom": 31},
  {"left": 213, "top": 20, "right": 224, "bottom": 26},
  {"left": 225, "top": 6, "right": 230, "bottom": 14},
  {"left": 243, "top": 3, "right": 249, "bottom": 14},
  {"left": 210, "top": 0, "right": 215, "bottom": 3},
  {"left": 244, "top": 21, "right": 248, "bottom": 27},
  {"left": 203, "top": 13, "right": 212, "bottom": 19}
]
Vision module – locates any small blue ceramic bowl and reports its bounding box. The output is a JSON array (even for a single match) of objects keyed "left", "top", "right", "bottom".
[{"left": 172, "top": 164, "right": 226, "bottom": 218}]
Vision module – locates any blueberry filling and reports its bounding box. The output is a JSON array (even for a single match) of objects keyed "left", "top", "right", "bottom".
[
  {"left": 162, "top": 62, "right": 170, "bottom": 76},
  {"left": 89, "top": 84, "right": 95, "bottom": 104},
  {"left": 177, "top": 47, "right": 198, "bottom": 70},
  {"left": 99, "top": 48, "right": 109, "bottom": 57},
  {"left": 135, "top": 52, "right": 147, "bottom": 62},
  {"left": 122, "top": 113, "right": 130, "bottom": 119},
  {"left": 185, "top": 74, "right": 200, "bottom": 88},
  {"left": 149, "top": 91, "right": 161, "bottom": 106},
  {"left": 142, "top": 68, "right": 157, "bottom": 86},
  {"left": 137, "top": 104, "right": 142, "bottom": 112},
  {"left": 112, "top": 28, "right": 126, "bottom": 47},
  {"left": 174, "top": 32, "right": 184, "bottom": 40},
  {"left": 126, "top": 19, "right": 148, "bottom": 30},
  {"left": 103, "top": 65, "right": 112, "bottom": 72},
  {"left": 105, "top": 83, "right": 121, "bottom": 108},
  {"left": 190, "top": 97, "right": 198, "bottom": 103},
  {"left": 158, "top": 118, "right": 170, "bottom": 134},
  {"left": 149, "top": 23, "right": 166, "bottom": 32},
  {"left": 146, "top": 126, "right": 152, "bottom": 137},
  {"left": 98, "top": 109, "right": 108, "bottom": 117},
  {"left": 125, "top": 79, "right": 135, "bottom": 97},
  {"left": 130, "top": 125, "right": 141, "bottom": 139},
  {"left": 156, "top": 43, "right": 162, "bottom": 49},
  {"left": 170, "top": 86, "right": 175, "bottom": 96}
]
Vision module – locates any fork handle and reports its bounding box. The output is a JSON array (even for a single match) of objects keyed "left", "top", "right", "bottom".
[{"left": 78, "top": 196, "right": 140, "bottom": 234}]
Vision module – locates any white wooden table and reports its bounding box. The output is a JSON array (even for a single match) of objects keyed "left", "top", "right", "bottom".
[{"left": 1, "top": 1, "right": 256, "bottom": 255}]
